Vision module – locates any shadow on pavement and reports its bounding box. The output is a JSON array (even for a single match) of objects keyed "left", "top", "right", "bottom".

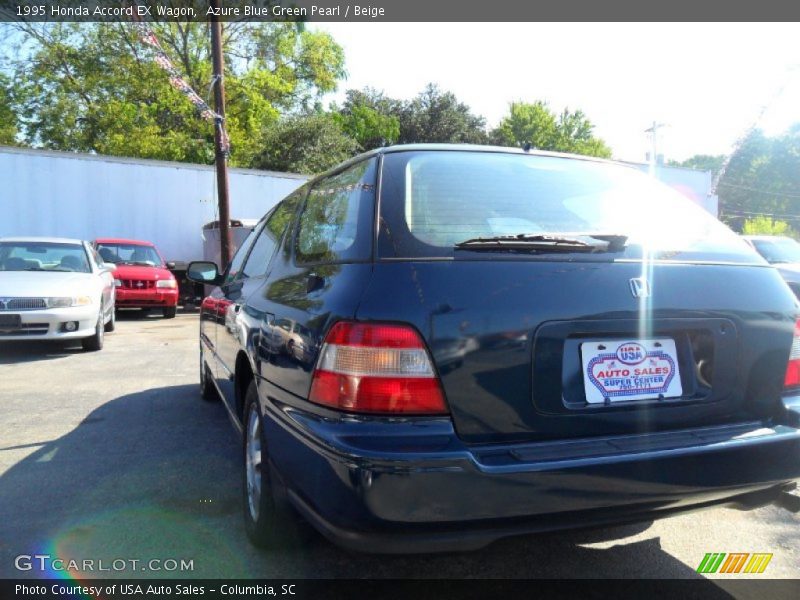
[
  {"left": 0, "top": 383, "right": 718, "bottom": 582},
  {"left": 0, "top": 340, "right": 85, "bottom": 364}
]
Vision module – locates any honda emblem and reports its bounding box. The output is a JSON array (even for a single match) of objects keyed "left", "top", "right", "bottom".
[{"left": 629, "top": 278, "right": 651, "bottom": 298}]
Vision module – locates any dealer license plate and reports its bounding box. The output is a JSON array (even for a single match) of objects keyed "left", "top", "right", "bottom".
[{"left": 580, "top": 338, "right": 683, "bottom": 404}]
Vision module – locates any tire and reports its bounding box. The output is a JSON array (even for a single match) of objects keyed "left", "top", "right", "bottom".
[
  {"left": 82, "top": 313, "right": 104, "bottom": 352},
  {"left": 242, "top": 381, "right": 305, "bottom": 548},
  {"left": 163, "top": 306, "right": 177, "bottom": 319},
  {"left": 199, "top": 347, "right": 218, "bottom": 402},
  {"left": 104, "top": 307, "right": 116, "bottom": 333}
]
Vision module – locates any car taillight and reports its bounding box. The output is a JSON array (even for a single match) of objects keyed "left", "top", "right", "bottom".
[
  {"left": 784, "top": 319, "right": 800, "bottom": 389},
  {"left": 309, "top": 321, "right": 448, "bottom": 415}
]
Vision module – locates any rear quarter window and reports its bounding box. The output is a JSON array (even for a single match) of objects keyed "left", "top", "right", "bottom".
[
  {"left": 295, "top": 158, "right": 377, "bottom": 265},
  {"left": 238, "top": 188, "right": 305, "bottom": 280}
]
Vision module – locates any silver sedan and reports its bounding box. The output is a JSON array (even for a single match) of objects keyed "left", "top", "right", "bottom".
[{"left": 0, "top": 237, "right": 116, "bottom": 351}]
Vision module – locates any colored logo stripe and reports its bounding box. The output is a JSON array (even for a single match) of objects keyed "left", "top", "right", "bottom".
[
  {"left": 697, "top": 553, "right": 772, "bottom": 574},
  {"left": 697, "top": 553, "right": 726, "bottom": 573},
  {"left": 744, "top": 554, "right": 773, "bottom": 574},
  {"left": 719, "top": 553, "right": 749, "bottom": 573}
]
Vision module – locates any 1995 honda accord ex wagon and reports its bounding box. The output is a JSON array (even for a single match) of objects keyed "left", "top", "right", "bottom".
[{"left": 187, "top": 144, "right": 800, "bottom": 553}]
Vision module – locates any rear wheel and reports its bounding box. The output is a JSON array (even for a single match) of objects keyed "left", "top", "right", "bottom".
[
  {"left": 163, "top": 306, "right": 177, "bottom": 319},
  {"left": 82, "top": 313, "right": 104, "bottom": 352},
  {"left": 242, "top": 381, "right": 306, "bottom": 548}
]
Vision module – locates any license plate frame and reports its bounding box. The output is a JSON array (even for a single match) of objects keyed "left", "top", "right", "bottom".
[
  {"left": 0, "top": 313, "right": 22, "bottom": 329},
  {"left": 580, "top": 338, "right": 683, "bottom": 404}
]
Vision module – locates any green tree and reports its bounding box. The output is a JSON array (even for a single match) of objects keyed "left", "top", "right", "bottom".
[
  {"left": 717, "top": 126, "right": 800, "bottom": 230},
  {"left": 340, "top": 87, "right": 403, "bottom": 117},
  {"left": 333, "top": 103, "right": 399, "bottom": 150},
  {"left": 741, "top": 215, "right": 796, "bottom": 237},
  {"left": 5, "top": 22, "right": 345, "bottom": 167},
  {"left": 0, "top": 73, "right": 17, "bottom": 145},
  {"left": 396, "top": 84, "right": 488, "bottom": 145},
  {"left": 491, "top": 101, "right": 612, "bottom": 158},
  {"left": 252, "top": 113, "right": 359, "bottom": 174},
  {"left": 334, "top": 84, "right": 488, "bottom": 146},
  {"left": 669, "top": 154, "right": 725, "bottom": 175}
]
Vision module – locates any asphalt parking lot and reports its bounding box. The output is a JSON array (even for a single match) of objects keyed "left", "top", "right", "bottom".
[{"left": 1, "top": 312, "right": 799, "bottom": 584}]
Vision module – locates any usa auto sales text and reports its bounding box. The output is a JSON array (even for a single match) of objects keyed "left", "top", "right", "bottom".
[{"left": 16, "top": 583, "right": 299, "bottom": 596}]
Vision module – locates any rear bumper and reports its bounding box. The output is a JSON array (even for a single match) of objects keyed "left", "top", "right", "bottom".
[
  {"left": 115, "top": 288, "right": 178, "bottom": 308},
  {"left": 261, "top": 381, "right": 800, "bottom": 553},
  {"left": 289, "top": 482, "right": 794, "bottom": 554}
]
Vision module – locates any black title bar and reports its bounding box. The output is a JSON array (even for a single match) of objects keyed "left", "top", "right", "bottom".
[
  {"left": 3, "top": 579, "right": 800, "bottom": 600},
  {"left": 2, "top": 0, "right": 800, "bottom": 22}
]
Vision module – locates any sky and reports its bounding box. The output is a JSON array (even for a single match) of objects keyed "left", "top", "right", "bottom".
[{"left": 311, "top": 23, "right": 800, "bottom": 163}]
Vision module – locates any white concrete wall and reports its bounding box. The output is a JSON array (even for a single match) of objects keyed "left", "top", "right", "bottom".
[
  {"left": 628, "top": 161, "right": 719, "bottom": 216},
  {"left": 0, "top": 146, "right": 308, "bottom": 262}
]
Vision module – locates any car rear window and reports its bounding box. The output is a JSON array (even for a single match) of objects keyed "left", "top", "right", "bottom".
[{"left": 377, "top": 151, "right": 762, "bottom": 264}]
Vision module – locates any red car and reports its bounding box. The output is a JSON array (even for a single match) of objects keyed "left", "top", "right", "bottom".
[{"left": 93, "top": 238, "right": 179, "bottom": 318}]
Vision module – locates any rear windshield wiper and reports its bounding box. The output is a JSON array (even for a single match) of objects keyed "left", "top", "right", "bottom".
[{"left": 454, "top": 233, "right": 628, "bottom": 253}]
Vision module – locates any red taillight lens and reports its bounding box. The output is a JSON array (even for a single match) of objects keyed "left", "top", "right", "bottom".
[
  {"left": 309, "top": 322, "right": 448, "bottom": 415},
  {"left": 784, "top": 319, "right": 800, "bottom": 388}
]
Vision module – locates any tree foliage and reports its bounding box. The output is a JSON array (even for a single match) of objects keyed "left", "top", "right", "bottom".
[
  {"left": 396, "top": 84, "right": 488, "bottom": 145},
  {"left": 669, "top": 153, "right": 725, "bottom": 175},
  {"left": 490, "top": 101, "right": 612, "bottom": 158},
  {"left": 3, "top": 22, "right": 617, "bottom": 174},
  {"left": 0, "top": 73, "right": 17, "bottom": 145},
  {"left": 741, "top": 215, "right": 796, "bottom": 238},
  {"left": 332, "top": 101, "right": 400, "bottom": 149},
  {"left": 717, "top": 126, "right": 800, "bottom": 231},
  {"left": 331, "top": 84, "right": 487, "bottom": 151},
  {"left": 5, "top": 22, "right": 345, "bottom": 166},
  {"left": 252, "top": 113, "right": 359, "bottom": 174}
]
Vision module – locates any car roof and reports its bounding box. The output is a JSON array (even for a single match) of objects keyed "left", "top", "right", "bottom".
[
  {"left": 308, "top": 143, "right": 628, "bottom": 186},
  {"left": 378, "top": 143, "right": 616, "bottom": 162},
  {"left": 0, "top": 236, "right": 85, "bottom": 245},
  {"left": 742, "top": 235, "right": 795, "bottom": 242},
  {"left": 94, "top": 238, "right": 156, "bottom": 246}
]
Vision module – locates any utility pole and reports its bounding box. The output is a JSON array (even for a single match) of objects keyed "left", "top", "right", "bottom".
[
  {"left": 645, "top": 121, "right": 666, "bottom": 177},
  {"left": 210, "top": 0, "right": 232, "bottom": 269}
]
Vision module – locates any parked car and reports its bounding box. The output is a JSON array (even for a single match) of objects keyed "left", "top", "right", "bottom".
[
  {"left": 0, "top": 237, "right": 116, "bottom": 350},
  {"left": 188, "top": 145, "right": 800, "bottom": 553},
  {"left": 93, "top": 238, "right": 179, "bottom": 318},
  {"left": 743, "top": 235, "right": 800, "bottom": 298}
]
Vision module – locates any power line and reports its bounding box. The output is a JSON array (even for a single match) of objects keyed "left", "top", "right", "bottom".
[
  {"left": 721, "top": 208, "right": 800, "bottom": 220},
  {"left": 717, "top": 181, "right": 800, "bottom": 199}
]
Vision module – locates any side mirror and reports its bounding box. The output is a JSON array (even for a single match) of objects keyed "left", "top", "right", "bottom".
[
  {"left": 166, "top": 261, "right": 176, "bottom": 270},
  {"left": 101, "top": 263, "right": 117, "bottom": 272},
  {"left": 187, "top": 261, "right": 221, "bottom": 285}
]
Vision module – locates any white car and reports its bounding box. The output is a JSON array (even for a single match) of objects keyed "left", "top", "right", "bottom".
[{"left": 0, "top": 237, "right": 116, "bottom": 351}]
